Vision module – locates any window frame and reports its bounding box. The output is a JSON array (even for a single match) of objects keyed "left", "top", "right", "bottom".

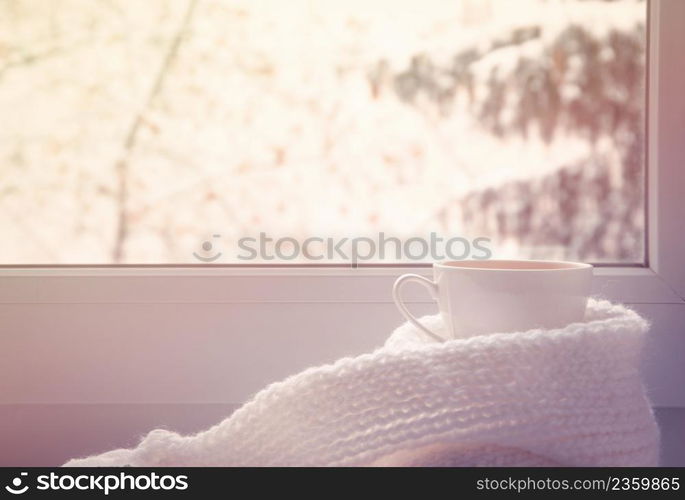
[
  {"left": 0, "top": 1, "right": 684, "bottom": 419},
  {"left": 0, "top": 0, "right": 683, "bottom": 307}
]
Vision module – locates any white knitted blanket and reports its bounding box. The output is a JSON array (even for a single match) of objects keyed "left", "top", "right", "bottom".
[{"left": 65, "top": 299, "right": 659, "bottom": 467}]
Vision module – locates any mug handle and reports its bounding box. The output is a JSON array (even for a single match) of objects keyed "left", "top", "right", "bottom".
[{"left": 392, "top": 274, "right": 446, "bottom": 342}]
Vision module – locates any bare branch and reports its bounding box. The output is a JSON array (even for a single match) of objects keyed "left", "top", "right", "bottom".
[{"left": 112, "top": 0, "right": 199, "bottom": 263}]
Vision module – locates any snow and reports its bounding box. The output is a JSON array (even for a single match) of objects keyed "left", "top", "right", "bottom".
[{"left": 0, "top": 0, "right": 646, "bottom": 263}]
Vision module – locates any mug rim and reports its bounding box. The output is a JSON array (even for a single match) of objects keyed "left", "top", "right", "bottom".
[{"left": 434, "top": 259, "right": 593, "bottom": 271}]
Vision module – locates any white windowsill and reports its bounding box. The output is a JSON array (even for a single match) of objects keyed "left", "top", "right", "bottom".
[{"left": 0, "top": 265, "right": 682, "bottom": 305}]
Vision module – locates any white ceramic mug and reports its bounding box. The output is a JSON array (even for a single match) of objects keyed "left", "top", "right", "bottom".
[{"left": 392, "top": 259, "right": 593, "bottom": 341}]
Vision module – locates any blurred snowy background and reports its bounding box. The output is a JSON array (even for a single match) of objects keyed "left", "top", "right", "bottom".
[{"left": 0, "top": 0, "right": 645, "bottom": 264}]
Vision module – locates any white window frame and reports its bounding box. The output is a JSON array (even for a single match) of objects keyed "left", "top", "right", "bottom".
[
  {"left": 0, "top": 0, "right": 685, "bottom": 407},
  {"left": 1, "top": 0, "right": 683, "bottom": 305}
]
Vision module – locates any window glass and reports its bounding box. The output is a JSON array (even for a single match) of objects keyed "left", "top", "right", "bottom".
[{"left": 0, "top": 0, "right": 646, "bottom": 264}]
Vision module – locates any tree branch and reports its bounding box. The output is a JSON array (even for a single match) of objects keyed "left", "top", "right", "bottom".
[{"left": 112, "top": 0, "right": 199, "bottom": 263}]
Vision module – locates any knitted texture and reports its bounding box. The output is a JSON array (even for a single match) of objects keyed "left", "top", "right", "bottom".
[{"left": 65, "top": 299, "right": 659, "bottom": 467}]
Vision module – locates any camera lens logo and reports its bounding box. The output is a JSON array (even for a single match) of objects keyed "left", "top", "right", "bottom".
[
  {"left": 5, "top": 472, "right": 29, "bottom": 495},
  {"left": 193, "top": 234, "right": 222, "bottom": 262}
]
